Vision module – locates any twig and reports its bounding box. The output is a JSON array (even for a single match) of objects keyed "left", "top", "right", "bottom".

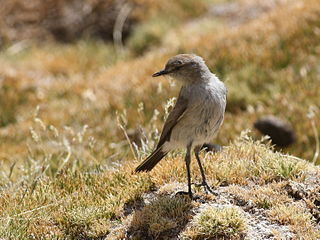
[
  {"left": 281, "top": 153, "right": 303, "bottom": 162},
  {"left": 56, "top": 141, "right": 72, "bottom": 175},
  {"left": 56, "top": 151, "right": 72, "bottom": 174},
  {"left": 311, "top": 118, "right": 319, "bottom": 164},
  {"left": 307, "top": 105, "right": 319, "bottom": 164},
  {"left": 13, "top": 203, "right": 56, "bottom": 217},
  {"left": 116, "top": 113, "right": 138, "bottom": 161},
  {"left": 8, "top": 161, "right": 16, "bottom": 179}
]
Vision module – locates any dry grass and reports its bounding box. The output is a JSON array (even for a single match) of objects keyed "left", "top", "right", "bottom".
[
  {"left": 0, "top": 0, "right": 320, "bottom": 238},
  {"left": 129, "top": 195, "right": 193, "bottom": 239},
  {"left": 184, "top": 205, "right": 247, "bottom": 240},
  {"left": 227, "top": 182, "right": 292, "bottom": 209},
  {"left": 1, "top": 0, "right": 319, "bottom": 175},
  {"left": 268, "top": 204, "right": 320, "bottom": 239},
  {"left": 149, "top": 134, "right": 308, "bottom": 190},
  {"left": 0, "top": 167, "right": 154, "bottom": 238},
  {"left": 179, "top": 0, "right": 320, "bottom": 161},
  {"left": 0, "top": 133, "right": 318, "bottom": 239}
]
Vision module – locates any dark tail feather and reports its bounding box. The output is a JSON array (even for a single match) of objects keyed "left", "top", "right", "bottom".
[{"left": 135, "top": 147, "right": 167, "bottom": 172}]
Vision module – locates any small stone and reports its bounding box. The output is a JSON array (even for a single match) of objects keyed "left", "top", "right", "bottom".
[{"left": 254, "top": 115, "right": 295, "bottom": 148}]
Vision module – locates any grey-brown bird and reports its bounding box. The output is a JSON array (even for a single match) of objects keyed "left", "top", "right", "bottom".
[{"left": 135, "top": 54, "right": 227, "bottom": 198}]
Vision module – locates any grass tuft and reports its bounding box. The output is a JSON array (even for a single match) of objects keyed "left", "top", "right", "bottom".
[
  {"left": 129, "top": 195, "right": 193, "bottom": 239},
  {"left": 268, "top": 204, "right": 320, "bottom": 239},
  {"left": 184, "top": 205, "right": 247, "bottom": 240}
]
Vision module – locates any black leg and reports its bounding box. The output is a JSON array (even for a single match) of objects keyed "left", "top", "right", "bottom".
[
  {"left": 185, "top": 143, "right": 192, "bottom": 199},
  {"left": 194, "top": 146, "right": 215, "bottom": 195}
]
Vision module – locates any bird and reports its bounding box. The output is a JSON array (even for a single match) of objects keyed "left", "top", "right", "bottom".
[{"left": 135, "top": 54, "right": 227, "bottom": 199}]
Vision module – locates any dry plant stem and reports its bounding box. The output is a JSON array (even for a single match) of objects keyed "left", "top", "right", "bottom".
[
  {"left": 113, "top": 2, "right": 132, "bottom": 54},
  {"left": 56, "top": 147, "right": 72, "bottom": 176},
  {"left": 311, "top": 119, "right": 319, "bottom": 164},
  {"left": 116, "top": 114, "right": 138, "bottom": 161},
  {"left": 8, "top": 162, "right": 16, "bottom": 179},
  {"left": 12, "top": 203, "right": 56, "bottom": 217}
]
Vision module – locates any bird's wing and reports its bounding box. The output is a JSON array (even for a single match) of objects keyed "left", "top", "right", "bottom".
[{"left": 156, "top": 90, "right": 188, "bottom": 148}]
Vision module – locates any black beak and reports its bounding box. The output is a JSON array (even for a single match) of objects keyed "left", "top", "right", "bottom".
[{"left": 152, "top": 70, "right": 167, "bottom": 77}]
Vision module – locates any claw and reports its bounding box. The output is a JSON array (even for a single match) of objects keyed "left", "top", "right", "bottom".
[
  {"left": 175, "top": 191, "right": 193, "bottom": 199},
  {"left": 175, "top": 191, "right": 201, "bottom": 200},
  {"left": 195, "top": 181, "right": 217, "bottom": 196}
]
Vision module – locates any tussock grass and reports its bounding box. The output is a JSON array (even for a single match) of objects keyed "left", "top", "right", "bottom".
[
  {"left": 129, "top": 195, "right": 193, "bottom": 239},
  {"left": 149, "top": 134, "right": 308, "bottom": 189},
  {"left": 228, "top": 182, "right": 292, "bottom": 209},
  {"left": 269, "top": 204, "right": 320, "bottom": 239},
  {"left": 0, "top": 169, "right": 153, "bottom": 239},
  {"left": 184, "top": 205, "right": 247, "bottom": 240}
]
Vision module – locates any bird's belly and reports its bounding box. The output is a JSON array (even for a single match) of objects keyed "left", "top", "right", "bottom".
[{"left": 168, "top": 106, "right": 224, "bottom": 148}]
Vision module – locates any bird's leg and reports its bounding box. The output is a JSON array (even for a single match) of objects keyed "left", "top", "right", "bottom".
[
  {"left": 176, "top": 143, "right": 193, "bottom": 199},
  {"left": 185, "top": 143, "right": 192, "bottom": 199},
  {"left": 194, "top": 146, "right": 216, "bottom": 195}
]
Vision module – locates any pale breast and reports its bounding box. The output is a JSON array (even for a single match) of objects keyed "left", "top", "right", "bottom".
[{"left": 170, "top": 79, "right": 226, "bottom": 147}]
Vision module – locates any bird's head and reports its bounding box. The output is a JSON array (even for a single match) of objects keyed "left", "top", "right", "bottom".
[{"left": 152, "top": 54, "right": 210, "bottom": 84}]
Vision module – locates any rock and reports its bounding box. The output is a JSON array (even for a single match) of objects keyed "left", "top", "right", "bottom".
[{"left": 254, "top": 115, "right": 295, "bottom": 148}]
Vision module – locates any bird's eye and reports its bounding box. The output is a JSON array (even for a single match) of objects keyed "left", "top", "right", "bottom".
[{"left": 176, "top": 60, "right": 183, "bottom": 65}]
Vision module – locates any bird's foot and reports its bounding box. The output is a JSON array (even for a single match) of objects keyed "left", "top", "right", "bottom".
[
  {"left": 195, "top": 181, "right": 217, "bottom": 196},
  {"left": 175, "top": 191, "right": 198, "bottom": 200}
]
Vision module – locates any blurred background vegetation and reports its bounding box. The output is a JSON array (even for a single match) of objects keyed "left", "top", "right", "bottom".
[{"left": 0, "top": 0, "right": 319, "bottom": 184}]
